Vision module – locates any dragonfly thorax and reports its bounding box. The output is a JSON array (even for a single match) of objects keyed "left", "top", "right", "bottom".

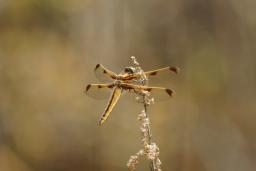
[
  {"left": 124, "top": 67, "right": 135, "bottom": 74},
  {"left": 114, "top": 79, "right": 123, "bottom": 85}
]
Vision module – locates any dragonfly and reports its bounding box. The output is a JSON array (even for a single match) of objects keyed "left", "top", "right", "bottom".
[{"left": 85, "top": 64, "right": 179, "bottom": 125}]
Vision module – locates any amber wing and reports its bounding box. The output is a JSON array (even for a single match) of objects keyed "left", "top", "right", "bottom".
[
  {"left": 85, "top": 83, "right": 115, "bottom": 100},
  {"left": 94, "top": 64, "right": 118, "bottom": 82},
  {"left": 122, "top": 83, "right": 174, "bottom": 102}
]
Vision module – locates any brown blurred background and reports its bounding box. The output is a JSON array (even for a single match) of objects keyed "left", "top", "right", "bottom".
[{"left": 0, "top": 0, "right": 256, "bottom": 171}]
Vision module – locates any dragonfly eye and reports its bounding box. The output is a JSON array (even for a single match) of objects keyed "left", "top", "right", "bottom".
[{"left": 124, "top": 67, "right": 135, "bottom": 74}]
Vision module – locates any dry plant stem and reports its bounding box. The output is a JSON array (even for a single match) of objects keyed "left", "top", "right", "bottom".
[
  {"left": 143, "top": 97, "right": 155, "bottom": 171},
  {"left": 127, "top": 56, "right": 162, "bottom": 171}
]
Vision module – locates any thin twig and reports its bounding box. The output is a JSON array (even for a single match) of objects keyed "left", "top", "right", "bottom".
[{"left": 143, "top": 98, "right": 155, "bottom": 171}]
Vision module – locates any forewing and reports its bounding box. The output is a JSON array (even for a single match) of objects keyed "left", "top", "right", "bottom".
[
  {"left": 146, "top": 66, "right": 180, "bottom": 86},
  {"left": 94, "top": 64, "right": 118, "bottom": 82},
  {"left": 144, "top": 66, "right": 180, "bottom": 76},
  {"left": 85, "top": 83, "right": 115, "bottom": 100}
]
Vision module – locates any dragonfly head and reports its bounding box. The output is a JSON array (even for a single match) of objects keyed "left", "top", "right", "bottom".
[{"left": 124, "top": 67, "right": 135, "bottom": 74}]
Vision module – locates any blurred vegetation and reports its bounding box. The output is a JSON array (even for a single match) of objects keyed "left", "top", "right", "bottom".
[{"left": 0, "top": 0, "right": 256, "bottom": 171}]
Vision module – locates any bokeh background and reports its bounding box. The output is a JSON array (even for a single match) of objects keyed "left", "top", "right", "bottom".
[{"left": 0, "top": 0, "right": 256, "bottom": 171}]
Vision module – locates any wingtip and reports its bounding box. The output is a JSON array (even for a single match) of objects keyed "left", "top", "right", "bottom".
[
  {"left": 94, "top": 64, "right": 101, "bottom": 71},
  {"left": 85, "top": 84, "right": 91, "bottom": 94},
  {"left": 166, "top": 88, "right": 175, "bottom": 97},
  {"left": 169, "top": 66, "right": 180, "bottom": 74}
]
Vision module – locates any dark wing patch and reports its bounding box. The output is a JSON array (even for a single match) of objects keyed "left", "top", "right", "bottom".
[
  {"left": 86, "top": 84, "right": 91, "bottom": 92},
  {"left": 95, "top": 64, "right": 101, "bottom": 70},
  {"left": 166, "top": 89, "right": 174, "bottom": 96},
  {"left": 149, "top": 71, "right": 157, "bottom": 76},
  {"left": 169, "top": 66, "right": 180, "bottom": 74}
]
